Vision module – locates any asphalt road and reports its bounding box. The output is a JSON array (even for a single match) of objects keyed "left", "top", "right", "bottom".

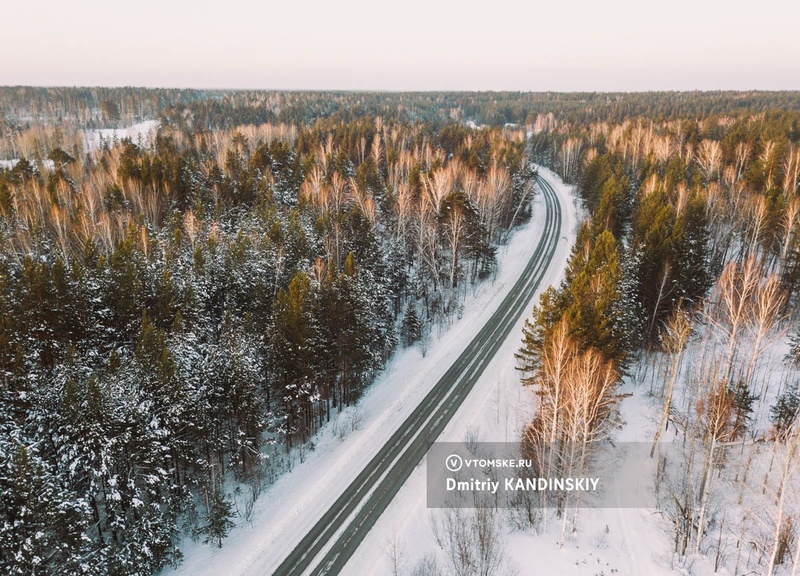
[{"left": 272, "top": 172, "right": 563, "bottom": 576}]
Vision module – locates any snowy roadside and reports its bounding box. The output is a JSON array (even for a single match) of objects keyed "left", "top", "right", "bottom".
[
  {"left": 161, "top": 167, "right": 576, "bottom": 576},
  {"left": 341, "top": 166, "right": 588, "bottom": 575},
  {"left": 341, "top": 168, "right": 685, "bottom": 576}
]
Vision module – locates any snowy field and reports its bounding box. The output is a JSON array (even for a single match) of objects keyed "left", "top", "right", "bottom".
[
  {"left": 83, "top": 119, "right": 159, "bottom": 152},
  {"left": 0, "top": 120, "right": 158, "bottom": 167},
  {"left": 0, "top": 158, "right": 54, "bottom": 170},
  {"left": 161, "top": 167, "right": 580, "bottom": 576}
]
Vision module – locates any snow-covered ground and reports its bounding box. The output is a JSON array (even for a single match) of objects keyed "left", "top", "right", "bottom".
[
  {"left": 0, "top": 158, "right": 54, "bottom": 170},
  {"left": 161, "top": 167, "right": 580, "bottom": 576},
  {"left": 154, "top": 163, "right": 798, "bottom": 576},
  {"left": 83, "top": 119, "right": 159, "bottom": 152},
  {"left": 342, "top": 172, "right": 683, "bottom": 575},
  {"left": 0, "top": 120, "right": 159, "bottom": 168},
  {"left": 625, "top": 324, "right": 800, "bottom": 576}
]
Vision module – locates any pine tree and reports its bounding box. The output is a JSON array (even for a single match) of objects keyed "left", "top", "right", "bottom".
[
  {"left": 593, "top": 171, "right": 632, "bottom": 239},
  {"left": 631, "top": 187, "right": 709, "bottom": 344},
  {"left": 671, "top": 193, "right": 710, "bottom": 308},
  {"left": 271, "top": 271, "right": 316, "bottom": 446},
  {"left": 771, "top": 382, "right": 800, "bottom": 438},
  {"left": 0, "top": 436, "right": 92, "bottom": 575},
  {"left": 516, "top": 287, "right": 565, "bottom": 378},
  {"left": 728, "top": 379, "right": 757, "bottom": 440},
  {"left": 331, "top": 253, "right": 376, "bottom": 407},
  {"left": 400, "top": 302, "right": 422, "bottom": 347},
  {"left": 197, "top": 488, "right": 235, "bottom": 548},
  {"left": 785, "top": 332, "right": 800, "bottom": 365},
  {"left": 563, "top": 230, "right": 630, "bottom": 368},
  {"left": 631, "top": 187, "right": 677, "bottom": 343}
]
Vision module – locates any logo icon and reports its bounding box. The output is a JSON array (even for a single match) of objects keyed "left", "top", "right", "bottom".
[{"left": 445, "top": 454, "right": 463, "bottom": 472}]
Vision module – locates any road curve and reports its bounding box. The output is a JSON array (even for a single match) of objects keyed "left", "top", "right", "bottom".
[{"left": 273, "top": 171, "right": 563, "bottom": 576}]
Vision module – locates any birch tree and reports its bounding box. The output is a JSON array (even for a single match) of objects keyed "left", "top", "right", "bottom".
[{"left": 651, "top": 306, "right": 693, "bottom": 457}]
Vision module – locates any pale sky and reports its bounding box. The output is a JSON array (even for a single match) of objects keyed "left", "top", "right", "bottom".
[{"left": 2, "top": 0, "right": 799, "bottom": 91}]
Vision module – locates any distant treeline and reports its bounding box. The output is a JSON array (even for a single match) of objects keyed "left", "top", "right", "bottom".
[{"left": 3, "top": 87, "right": 800, "bottom": 132}]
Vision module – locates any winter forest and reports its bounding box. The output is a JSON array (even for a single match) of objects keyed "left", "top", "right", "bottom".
[{"left": 2, "top": 88, "right": 800, "bottom": 576}]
